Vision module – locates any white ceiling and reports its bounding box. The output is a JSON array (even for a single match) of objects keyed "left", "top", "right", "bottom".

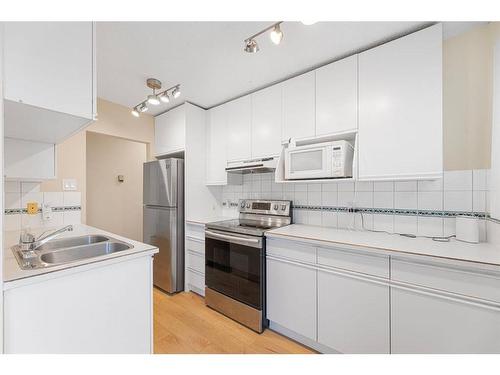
[{"left": 96, "top": 21, "right": 485, "bottom": 116}]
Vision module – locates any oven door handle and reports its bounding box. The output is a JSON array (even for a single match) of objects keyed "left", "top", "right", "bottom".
[{"left": 205, "top": 230, "right": 260, "bottom": 244}]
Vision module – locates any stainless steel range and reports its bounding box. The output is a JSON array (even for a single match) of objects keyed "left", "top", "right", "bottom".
[{"left": 205, "top": 199, "right": 292, "bottom": 333}]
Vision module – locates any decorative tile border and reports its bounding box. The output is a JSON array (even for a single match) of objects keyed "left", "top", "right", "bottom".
[
  {"left": 292, "top": 205, "right": 488, "bottom": 219},
  {"left": 4, "top": 206, "right": 82, "bottom": 215}
]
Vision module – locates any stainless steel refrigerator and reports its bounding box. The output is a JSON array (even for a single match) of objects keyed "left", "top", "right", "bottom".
[{"left": 143, "top": 158, "right": 184, "bottom": 293}]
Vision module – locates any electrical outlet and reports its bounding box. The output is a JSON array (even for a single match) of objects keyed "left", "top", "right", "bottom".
[{"left": 26, "top": 202, "right": 39, "bottom": 215}]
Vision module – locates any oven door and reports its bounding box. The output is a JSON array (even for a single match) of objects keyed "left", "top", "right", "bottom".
[
  {"left": 205, "top": 229, "right": 264, "bottom": 310},
  {"left": 285, "top": 145, "right": 332, "bottom": 180}
]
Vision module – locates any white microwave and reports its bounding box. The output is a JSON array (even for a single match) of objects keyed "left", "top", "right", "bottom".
[{"left": 284, "top": 140, "right": 354, "bottom": 180}]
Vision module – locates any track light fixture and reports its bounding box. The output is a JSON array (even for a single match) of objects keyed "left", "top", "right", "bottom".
[
  {"left": 244, "top": 21, "right": 283, "bottom": 53},
  {"left": 131, "top": 78, "right": 181, "bottom": 117}
]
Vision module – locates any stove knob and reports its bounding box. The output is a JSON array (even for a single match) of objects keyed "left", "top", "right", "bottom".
[
  {"left": 281, "top": 204, "right": 287, "bottom": 210},
  {"left": 240, "top": 201, "right": 246, "bottom": 208},
  {"left": 273, "top": 204, "right": 278, "bottom": 210}
]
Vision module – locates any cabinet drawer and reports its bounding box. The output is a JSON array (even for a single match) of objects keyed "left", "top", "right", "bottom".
[
  {"left": 187, "top": 269, "right": 205, "bottom": 296},
  {"left": 186, "top": 237, "right": 205, "bottom": 255},
  {"left": 391, "top": 259, "right": 500, "bottom": 303},
  {"left": 317, "top": 246, "right": 389, "bottom": 278},
  {"left": 186, "top": 251, "right": 205, "bottom": 274},
  {"left": 267, "top": 238, "right": 316, "bottom": 263},
  {"left": 186, "top": 222, "right": 205, "bottom": 239}
]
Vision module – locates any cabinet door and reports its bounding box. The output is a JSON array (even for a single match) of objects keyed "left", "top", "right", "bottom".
[
  {"left": 251, "top": 84, "right": 282, "bottom": 158},
  {"left": 4, "top": 22, "right": 94, "bottom": 120},
  {"left": 391, "top": 288, "right": 500, "bottom": 353},
  {"left": 154, "top": 106, "right": 186, "bottom": 156},
  {"left": 315, "top": 55, "right": 358, "bottom": 136},
  {"left": 226, "top": 95, "right": 251, "bottom": 161},
  {"left": 266, "top": 258, "right": 316, "bottom": 340},
  {"left": 206, "top": 106, "right": 227, "bottom": 185},
  {"left": 358, "top": 24, "right": 442, "bottom": 180},
  {"left": 318, "top": 270, "right": 390, "bottom": 353},
  {"left": 282, "top": 72, "right": 315, "bottom": 141}
]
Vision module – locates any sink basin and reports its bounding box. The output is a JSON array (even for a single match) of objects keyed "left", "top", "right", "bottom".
[
  {"left": 12, "top": 233, "right": 134, "bottom": 269},
  {"left": 36, "top": 235, "right": 109, "bottom": 251},
  {"left": 40, "top": 242, "right": 131, "bottom": 264}
]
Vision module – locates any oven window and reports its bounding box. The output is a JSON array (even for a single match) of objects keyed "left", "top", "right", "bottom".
[
  {"left": 205, "top": 237, "right": 263, "bottom": 309},
  {"left": 290, "top": 150, "right": 324, "bottom": 172}
]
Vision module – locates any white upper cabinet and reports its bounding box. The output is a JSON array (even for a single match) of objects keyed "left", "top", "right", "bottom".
[
  {"left": 226, "top": 95, "right": 252, "bottom": 161},
  {"left": 206, "top": 105, "right": 227, "bottom": 185},
  {"left": 358, "top": 24, "right": 443, "bottom": 181},
  {"left": 251, "top": 84, "right": 283, "bottom": 158},
  {"left": 282, "top": 71, "right": 316, "bottom": 141},
  {"left": 3, "top": 22, "right": 96, "bottom": 144},
  {"left": 154, "top": 105, "right": 186, "bottom": 157},
  {"left": 315, "top": 55, "right": 358, "bottom": 136}
]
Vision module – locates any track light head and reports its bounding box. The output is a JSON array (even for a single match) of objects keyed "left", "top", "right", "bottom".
[
  {"left": 147, "top": 94, "right": 160, "bottom": 105},
  {"left": 131, "top": 108, "right": 140, "bottom": 117},
  {"left": 244, "top": 39, "right": 259, "bottom": 53},
  {"left": 139, "top": 103, "right": 148, "bottom": 113},
  {"left": 270, "top": 24, "right": 283, "bottom": 45},
  {"left": 159, "top": 92, "right": 170, "bottom": 103},
  {"left": 172, "top": 86, "right": 181, "bottom": 99}
]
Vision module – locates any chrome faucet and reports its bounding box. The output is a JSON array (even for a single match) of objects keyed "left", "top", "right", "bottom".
[{"left": 19, "top": 225, "right": 74, "bottom": 252}]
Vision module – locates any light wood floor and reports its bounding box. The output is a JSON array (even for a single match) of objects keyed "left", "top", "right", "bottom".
[{"left": 153, "top": 288, "right": 316, "bottom": 354}]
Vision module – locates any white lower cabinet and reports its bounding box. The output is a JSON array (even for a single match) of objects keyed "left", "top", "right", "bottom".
[
  {"left": 318, "top": 270, "right": 390, "bottom": 353},
  {"left": 266, "top": 258, "right": 317, "bottom": 341},
  {"left": 391, "top": 288, "right": 500, "bottom": 354},
  {"left": 185, "top": 222, "right": 206, "bottom": 296}
]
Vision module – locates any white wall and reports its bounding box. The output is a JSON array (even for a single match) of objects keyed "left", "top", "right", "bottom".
[
  {"left": 490, "top": 42, "right": 500, "bottom": 220},
  {"left": 1, "top": 21, "right": 5, "bottom": 353}
]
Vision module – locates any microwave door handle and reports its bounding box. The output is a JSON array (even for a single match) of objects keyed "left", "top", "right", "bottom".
[{"left": 205, "top": 230, "right": 259, "bottom": 244}]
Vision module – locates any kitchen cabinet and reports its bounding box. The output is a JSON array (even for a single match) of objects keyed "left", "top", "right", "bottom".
[
  {"left": 206, "top": 105, "right": 228, "bottom": 185},
  {"left": 185, "top": 222, "right": 206, "bottom": 296},
  {"left": 266, "top": 257, "right": 317, "bottom": 341},
  {"left": 315, "top": 55, "right": 358, "bottom": 136},
  {"left": 3, "top": 22, "right": 96, "bottom": 144},
  {"left": 318, "top": 269, "right": 390, "bottom": 353},
  {"left": 251, "top": 84, "right": 283, "bottom": 158},
  {"left": 155, "top": 105, "right": 186, "bottom": 156},
  {"left": 358, "top": 24, "right": 442, "bottom": 181},
  {"left": 4, "top": 138, "right": 56, "bottom": 181},
  {"left": 226, "top": 95, "right": 252, "bottom": 161},
  {"left": 391, "top": 287, "right": 500, "bottom": 353},
  {"left": 282, "top": 71, "right": 315, "bottom": 141}
]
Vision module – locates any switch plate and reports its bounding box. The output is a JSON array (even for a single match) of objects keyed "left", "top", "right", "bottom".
[{"left": 63, "top": 179, "right": 77, "bottom": 191}]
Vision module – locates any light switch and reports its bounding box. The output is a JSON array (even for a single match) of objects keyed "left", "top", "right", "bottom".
[{"left": 63, "top": 179, "right": 77, "bottom": 191}]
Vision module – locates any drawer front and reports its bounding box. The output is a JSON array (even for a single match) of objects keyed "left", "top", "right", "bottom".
[
  {"left": 187, "top": 251, "right": 205, "bottom": 274},
  {"left": 391, "top": 259, "right": 500, "bottom": 303},
  {"left": 186, "top": 222, "right": 205, "bottom": 239},
  {"left": 317, "top": 246, "right": 389, "bottom": 278},
  {"left": 186, "top": 237, "right": 205, "bottom": 255},
  {"left": 187, "top": 269, "right": 205, "bottom": 296},
  {"left": 267, "top": 238, "right": 316, "bottom": 263}
]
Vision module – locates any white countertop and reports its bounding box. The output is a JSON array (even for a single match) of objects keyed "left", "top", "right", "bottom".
[
  {"left": 3, "top": 224, "right": 158, "bottom": 284},
  {"left": 186, "top": 216, "right": 235, "bottom": 225},
  {"left": 266, "top": 224, "right": 500, "bottom": 269}
]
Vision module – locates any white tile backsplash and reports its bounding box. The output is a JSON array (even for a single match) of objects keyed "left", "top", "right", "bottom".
[
  {"left": 63, "top": 192, "right": 82, "bottom": 206},
  {"left": 5, "top": 192, "right": 21, "bottom": 209},
  {"left": 5, "top": 181, "right": 21, "bottom": 193},
  {"left": 21, "top": 182, "right": 40, "bottom": 193},
  {"left": 219, "top": 170, "right": 490, "bottom": 240}
]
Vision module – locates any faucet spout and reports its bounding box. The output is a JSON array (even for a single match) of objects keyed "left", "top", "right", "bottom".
[{"left": 20, "top": 225, "right": 74, "bottom": 251}]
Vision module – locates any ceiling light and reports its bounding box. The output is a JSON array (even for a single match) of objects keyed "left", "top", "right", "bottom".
[
  {"left": 131, "top": 79, "right": 181, "bottom": 116},
  {"left": 301, "top": 21, "right": 317, "bottom": 25},
  {"left": 270, "top": 24, "right": 283, "bottom": 45},
  {"left": 147, "top": 94, "right": 160, "bottom": 105},
  {"left": 244, "top": 39, "right": 259, "bottom": 53},
  {"left": 172, "top": 86, "right": 181, "bottom": 99}
]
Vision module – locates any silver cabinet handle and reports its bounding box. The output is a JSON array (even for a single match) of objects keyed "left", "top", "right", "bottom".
[{"left": 205, "top": 230, "right": 259, "bottom": 244}]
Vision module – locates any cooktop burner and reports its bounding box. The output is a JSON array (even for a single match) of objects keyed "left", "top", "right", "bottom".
[{"left": 206, "top": 200, "right": 293, "bottom": 237}]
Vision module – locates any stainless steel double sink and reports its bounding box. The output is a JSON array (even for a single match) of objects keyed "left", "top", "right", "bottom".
[{"left": 12, "top": 234, "right": 134, "bottom": 270}]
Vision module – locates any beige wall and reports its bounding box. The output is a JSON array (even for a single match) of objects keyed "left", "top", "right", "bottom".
[
  {"left": 443, "top": 22, "right": 500, "bottom": 170},
  {"left": 86, "top": 132, "right": 147, "bottom": 241},
  {"left": 41, "top": 98, "right": 155, "bottom": 224}
]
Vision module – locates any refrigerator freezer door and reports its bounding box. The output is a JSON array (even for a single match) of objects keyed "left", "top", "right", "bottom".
[
  {"left": 143, "top": 159, "right": 178, "bottom": 207},
  {"left": 143, "top": 205, "right": 184, "bottom": 293}
]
